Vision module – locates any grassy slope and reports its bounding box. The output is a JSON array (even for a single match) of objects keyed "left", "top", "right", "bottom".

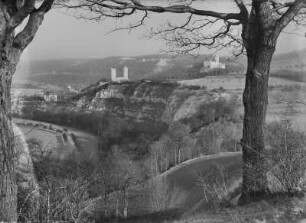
[
  {"left": 144, "top": 151, "right": 306, "bottom": 223},
  {"left": 125, "top": 152, "right": 242, "bottom": 221},
  {"left": 163, "top": 152, "right": 242, "bottom": 213}
]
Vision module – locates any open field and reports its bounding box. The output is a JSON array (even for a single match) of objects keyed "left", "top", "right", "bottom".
[
  {"left": 13, "top": 118, "right": 98, "bottom": 158},
  {"left": 180, "top": 75, "right": 306, "bottom": 131},
  {"left": 179, "top": 76, "right": 306, "bottom": 91}
]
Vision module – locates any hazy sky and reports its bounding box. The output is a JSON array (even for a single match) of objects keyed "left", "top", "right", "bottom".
[{"left": 23, "top": 1, "right": 306, "bottom": 61}]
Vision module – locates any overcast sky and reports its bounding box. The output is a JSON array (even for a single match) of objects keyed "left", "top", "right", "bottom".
[{"left": 22, "top": 1, "right": 306, "bottom": 61}]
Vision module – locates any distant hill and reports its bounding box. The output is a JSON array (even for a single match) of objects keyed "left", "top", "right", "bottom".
[
  {"left": 270, "top": 49, "right": 306, "bottom": 82},
  {"left": 273, "top": 48, "right": 306, "bottom": 68},
  {"left": 14, "top": 54, "right": 245, "bottom": 89},
  {"left": 13, "top": 49, "right": 306, "bottom": 89}
]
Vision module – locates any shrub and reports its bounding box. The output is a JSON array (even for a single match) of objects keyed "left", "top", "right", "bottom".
[
  {"left": 266, "top": 121, "right": 306, "bottom": 193},
  {"left": 192, "top": 164, "right": 236, "bottom": 206},
  {"left": 147, "top": 177, "right": 185, "bottom": 215}
]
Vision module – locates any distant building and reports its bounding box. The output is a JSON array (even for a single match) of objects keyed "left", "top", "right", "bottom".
[
  {"left": 44, "top": 92, "right": 58, "bottom": 102},
  {"left": 111, "top": 66, "right": 129, "bottom": 83},
  {"left": 202, "top": 55, "right": 226, "bottom": 70}
]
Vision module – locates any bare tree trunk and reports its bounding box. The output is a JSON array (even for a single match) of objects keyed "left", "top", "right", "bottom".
[
  {"left": 46, "top": 189, "right": 51, "bottom": 223},
  {"left": 115, "top": 197, "right": 120, "bottom": 219},
  {"left": 238, "top": 1, "right": 286, "bottom": 201},
  {"left": 240, "top": 5, "right": 277, "bottom": 198},
  {"left": 104, "top": 190, "right": 108, "bottom": 217},
  {"left": 155, "top": 157, "right": 158, "bottom": 175},
  {"left": 123, "top": 189, "right": 128, "bottom": 219},
  {"left": 0, "top": 7, "right": 20, "bottom": 222},
  {"left": 241, "top": 46, "right": 275, "bottom": 199},
  {"left": 0, "top": 1, "right": 53, "bottom": 221},
  {"left": 0, "top": 59, "right": 18, "bottom": 221},
  {"left": 174, "top": 148, "right": 177, "bottom": 166}
]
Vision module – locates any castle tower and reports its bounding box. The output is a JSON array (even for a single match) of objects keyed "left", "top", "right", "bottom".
[
  {"left": 215, "top": 55, "right": 219, "bottom": 64},
  {"left": 111, "top": 68, "right": 117, "bottom": 81},
  {"left": 123, "top": 66, "right": 129, "bottom": 80}
]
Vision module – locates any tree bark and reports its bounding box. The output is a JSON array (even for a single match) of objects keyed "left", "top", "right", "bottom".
[
  {"left": 115, "top": 197, "right": 119, "bottom": 219},
  {"left": 0, "top": 61, "right": 18, "bottom": 221},
  {"left": 0, "top": 2, "right": 53, "bottom": 220},
  {"left": 123, "top": 189, "right": 128, "bottom": 219},
  {"left": 240, "top": 1, "right": 279, "bottom": 200},
  {"left": 174, "top": 148, "right": 177, "bottom": 166},
  {"left": 241, "top": 46, "right": 275, "bottom": 199},
  {"left": 240, "top": 3, "right": 277, "bottom": 199},
  {"left": 0, "top": 11, "right": 20, "bottom": 219}
]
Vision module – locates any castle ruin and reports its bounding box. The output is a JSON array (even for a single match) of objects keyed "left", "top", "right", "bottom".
[
  {"left": 111, "top": 66, "right": 129, "bottom": 83},
  {"left": 202, "top": 55, "right": 226, "bottom": 70}
]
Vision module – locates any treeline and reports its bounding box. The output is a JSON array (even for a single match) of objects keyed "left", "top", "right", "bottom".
[
  {"left": 16, "top": 93, "right": 242, "bottom": 163},
  {"left": 182, "top": 94, "right": 241, "bottom": 132},
  {"left": 148, "top": 95, "right": 242, "bottom": 174},
  {"left": 271, "top": 70, "right": 306, "bottom": 82}
]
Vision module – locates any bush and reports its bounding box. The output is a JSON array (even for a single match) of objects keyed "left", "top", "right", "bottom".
[
  {"left": 147, "top": 177, "right": 185, "bottom": 215},
  {"left": 266, "top": 121, "right": 306, "bottom": 193},
  {"left": 192, "top": 164, "right": 237, "bottom": 207}
]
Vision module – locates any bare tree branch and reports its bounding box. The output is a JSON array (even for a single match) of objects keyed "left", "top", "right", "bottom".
[
  {"left": 275, "top": 0, "right": 306, "bottom": 35},
  {"left": 13, "top": 0, "right": 55, "bottom": 51},
  {"left": 61, "top": 0, "right": 243, "bottom": 21},
  {"left": 8, "top": 0, "right": 36, "bottom": 30}
]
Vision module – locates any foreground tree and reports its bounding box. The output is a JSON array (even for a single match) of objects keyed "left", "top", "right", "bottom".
[
  {"left": 0, "top": 1, "right": 56, "bottom": 220},
  {"left": 62, "top": 0, "right": 306, "bottom": 200}
]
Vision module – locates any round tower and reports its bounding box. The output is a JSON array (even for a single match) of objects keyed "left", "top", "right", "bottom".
[{"left": 215, "top": 55, "right": 219, "bottom": 64}]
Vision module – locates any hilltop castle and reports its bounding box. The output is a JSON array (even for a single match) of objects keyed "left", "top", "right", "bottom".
[
  {"left": 111, "top": 66, "right": 129, "bottom": 83},
  {"left": 202, "top": 55, "right": 226, "bottom": 70}
]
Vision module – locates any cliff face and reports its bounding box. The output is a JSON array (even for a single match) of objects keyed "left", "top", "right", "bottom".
[{"left": 74, "top": 80, "right": 232, "bottom": 124}]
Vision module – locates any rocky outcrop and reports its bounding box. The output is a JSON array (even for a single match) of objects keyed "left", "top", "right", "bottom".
[{"left": 75, "top": 80, "right": 233, "bottom": 124}]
